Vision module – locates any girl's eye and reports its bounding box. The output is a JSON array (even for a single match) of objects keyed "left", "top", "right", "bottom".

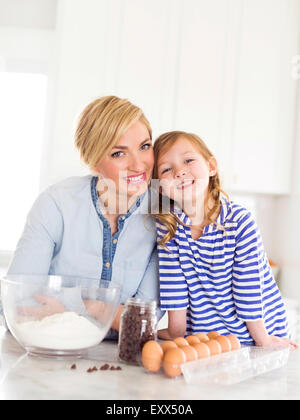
[
  {"left": 161, "top": 167, "right": 171, "bottom": 175},
  {"left": 141, "top": 143, "right": 152, "bottom": 151},
  {"left": 185, "top": 159, "right": 194, "bottom": 164},
  {"left": 111, "top": 151, "right": 124, "bottom": 158}
]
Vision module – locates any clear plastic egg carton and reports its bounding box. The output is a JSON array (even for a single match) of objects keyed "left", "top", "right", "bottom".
[{"left": 181, "top": 346, "right": 290, "bottom": 386}]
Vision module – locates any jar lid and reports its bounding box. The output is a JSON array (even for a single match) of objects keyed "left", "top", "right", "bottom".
[{"left": 125, "top": 297, "right": 157, "bottom": 309}]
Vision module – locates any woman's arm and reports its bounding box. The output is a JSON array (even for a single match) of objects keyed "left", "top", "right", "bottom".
[
  {"left": 158, "top": 309, "right": 187, "bottom": 340},
  {"left": 8, "top": 191, "right": 62, "bottom": 275},
  {"left": 246, "top": 320, "right": 298, "bottom": 349}
]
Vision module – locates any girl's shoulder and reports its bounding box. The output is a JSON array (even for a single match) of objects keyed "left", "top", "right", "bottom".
[{"left": 220, "top": 197, "right": 256, "bottom": 226}]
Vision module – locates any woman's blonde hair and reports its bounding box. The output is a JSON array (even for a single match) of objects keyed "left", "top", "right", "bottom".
[
  {"left": 153, "top": 131, "right": 229, "bottom": 246},
  {"left": 75, "top": 96, "right": 152, "bottom": 169}
]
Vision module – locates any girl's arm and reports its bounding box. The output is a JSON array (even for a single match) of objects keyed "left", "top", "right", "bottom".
[
  {"left": 158, "top": 309, "right": 187, "bottom": 340},
  {"left": 246, "top": 320, "right": 298, "bottom": 349}
]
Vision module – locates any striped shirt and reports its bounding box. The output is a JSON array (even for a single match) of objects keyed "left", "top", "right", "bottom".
[{"left": 157, "top": 198, "right": 290, "bottom": 344}]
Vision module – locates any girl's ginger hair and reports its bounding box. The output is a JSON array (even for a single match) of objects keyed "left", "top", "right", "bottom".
[
  {"left": 75, "top": 95, "right": 152, "bottom": 170},
  {"left": 153, "top": 131, "right": 229, "bottom": 246}
]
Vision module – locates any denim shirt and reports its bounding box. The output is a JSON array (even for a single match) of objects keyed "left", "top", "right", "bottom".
[
  {"left": 6, "top": 175, "right": 163, "bottom": 337},
  {"left": 90, "top": 176, "right": 142, "bottom": 281}
]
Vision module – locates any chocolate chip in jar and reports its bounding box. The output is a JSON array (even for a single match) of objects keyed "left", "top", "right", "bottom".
[{"left": 118, "top": 298, "right": 157, "bottom": 364}]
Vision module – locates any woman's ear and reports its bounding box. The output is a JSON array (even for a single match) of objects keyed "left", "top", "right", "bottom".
[{"left": 208, "top": 157, "right": 218, "bottom": 177}]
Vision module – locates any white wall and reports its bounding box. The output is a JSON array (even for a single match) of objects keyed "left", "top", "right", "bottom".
[{"left": 274, "top": 80, "right": 300, "bottom": 299}]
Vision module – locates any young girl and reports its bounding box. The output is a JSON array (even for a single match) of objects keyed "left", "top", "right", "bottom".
[{"left": 153, "top": 131, "right": 298, "bottom": 348}]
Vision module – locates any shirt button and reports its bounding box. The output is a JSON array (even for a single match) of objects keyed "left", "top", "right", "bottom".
[
  {"left": 113, "top": 239, "right": 117, "bottom": 244},
  {"left": 105, "top": 262, "right": 111, "bottom": 268},
  {"left": 121, "top": 216, "right": 125, "bottom": 220}
]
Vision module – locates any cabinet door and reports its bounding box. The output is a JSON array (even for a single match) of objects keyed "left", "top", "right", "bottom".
[
  {"left": 110, "top": 0, "right": 181, "bottom": 140},
  {"left": 228, "top": 0, "right": 299, "bottom": 194},
  {"left": 174, "top": 0, "right": 232, "bottom": 157}
]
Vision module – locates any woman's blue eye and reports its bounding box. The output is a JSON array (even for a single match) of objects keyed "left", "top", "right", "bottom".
[
  {"left": 186, "top": 159, "right": 194, "bottom": 164},
  {"left": 111, "top": 151, "right": 124, "bottom": 158},
  {"left": 141, "top": 143, "right": 152, "bottom": 150}
]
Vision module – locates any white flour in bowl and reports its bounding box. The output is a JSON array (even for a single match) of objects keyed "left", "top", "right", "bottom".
[{"left": 12, "top": 311, "right": 104, "bottom": 350}]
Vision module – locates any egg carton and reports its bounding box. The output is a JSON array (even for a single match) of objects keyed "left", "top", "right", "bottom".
[{"left": 181, "top": 346, "right": 290, "bottom": 386}]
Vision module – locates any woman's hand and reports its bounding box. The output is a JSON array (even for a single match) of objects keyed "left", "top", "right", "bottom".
[
  {"left": 18, "top": 295, "right": 66, "bottom": 321},
  {"left": 83, "top": 299, "right": 106, "bottom": 321}
]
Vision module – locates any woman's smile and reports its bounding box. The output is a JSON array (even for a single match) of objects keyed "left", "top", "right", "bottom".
[{"left": 126, "top": 172, "right": 147, "bottom": 185}]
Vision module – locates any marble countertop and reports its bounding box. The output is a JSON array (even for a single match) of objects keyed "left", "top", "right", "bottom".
[{"left": 0, "top": 326, "right": 299, "bottom": 400}]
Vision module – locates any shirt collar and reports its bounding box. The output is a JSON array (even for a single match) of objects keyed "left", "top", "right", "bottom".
[{"left": 172, "top": 195, "right": 230, "bottom": 229}]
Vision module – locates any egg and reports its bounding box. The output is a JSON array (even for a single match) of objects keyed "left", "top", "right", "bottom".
[
  {"left": 163, "top": 348, "right": 186, "bottom": 378},
  {"left": 195, "top": 332, "right": 209, "bottom": 343},
  {"left": 173, "top": 337, "right": 189, "bottom": 347},
  {"left": 141, "top": 340, "right": 164, "bottom": 372},
  {"left": 185, "top": 335, "right": 200, "bottom": 345},
  {"left": 216, "top": 335, "right": 231, "bottom": 353},
  {"left": 226, "top": 334, "right": 241, "bottom": 351},
  {"left": 181, "top": 345, "right": 198, "bottom": 362},
  {"left": 192, "top": 342, "right": 210, "bottom": 359},
  {"left": 206, "top": 339, "right": 222, "bottom": 356},
  {"left": 207, "top": 331, "right": 221, "bottom": 339},
  {"left": 160, "top": 340, "right": 178, "bottom": 354}
]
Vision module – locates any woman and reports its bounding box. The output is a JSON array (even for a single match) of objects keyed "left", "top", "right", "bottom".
[{"left": 7, "top": 95, "right": 163, "bottom": 338}]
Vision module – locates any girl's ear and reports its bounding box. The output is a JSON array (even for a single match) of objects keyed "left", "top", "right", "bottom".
[{"left": 208, "top": 157, "right": 218, "bottom": 177}]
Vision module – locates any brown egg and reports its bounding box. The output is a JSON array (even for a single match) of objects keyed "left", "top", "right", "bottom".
[
  {"left": 185, "top": 335, "right": 200, "bottom": 345},
  {"left": 195, "top": 332, "right": 209, "bottom": 343},
  {"left": 216, "top": 335, "right": 231, "bottom": 353},
  {"left": 163, "top": 348, "right": 186, "bottom": 378},
  {"left": 206, "top": 339, "right": 222, "bottom": 356},
  {"left": 141, "top": 340, "right": 164, "bottom": 372},
  {"left": 160, "top": 341, "right": 178, "bottom": 354},
  {"left": 181, "top": 345, "right": 198, "bottom": 362},
  {"left": 192, "top": 342, "right": 210, "bottom": 359},
  {"left": 173, "top": 337, "right": 189, "bottom": 347},
  {"left": 226, "top": 334, "right": 241, "bottom": 351},
  {"left": 207, "top": 331, "right": 221, "bottom": 339}
]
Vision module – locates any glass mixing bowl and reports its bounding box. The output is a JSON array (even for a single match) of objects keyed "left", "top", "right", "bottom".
[{"left": 0, "top": 275, "right": 121, "bottom": 358}]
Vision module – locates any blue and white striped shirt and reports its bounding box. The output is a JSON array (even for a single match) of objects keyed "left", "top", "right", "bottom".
[{"left": 157, "top": 198, "right": 290, "bottom": 344}]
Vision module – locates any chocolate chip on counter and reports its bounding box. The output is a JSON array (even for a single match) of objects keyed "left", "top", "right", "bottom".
[
  {"left": 100, "top": 363, "right": 110, "bottom": 370},
  {"left": 87, "top": 368, "right": 93, "bottom": 373},
  {"left": 70, "top": 364, "right": 77, "bottom": 370}
]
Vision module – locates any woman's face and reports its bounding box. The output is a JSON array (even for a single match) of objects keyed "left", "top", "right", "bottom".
[{"left": 95, "top": 120, "right": 154, "bottom": 201}]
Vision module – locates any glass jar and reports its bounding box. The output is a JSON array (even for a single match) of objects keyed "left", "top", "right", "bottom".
[{"left": 118, "top": 298, "right": 157, "bottom": 364}]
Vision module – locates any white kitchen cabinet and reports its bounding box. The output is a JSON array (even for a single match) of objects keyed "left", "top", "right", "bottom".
[
  {"left": 174, "top": 0, "right": 299, "bottom": 195},
  {"left": 46, "top": 0, "right": 299, "bottom": 193},
  {"left": 226, "top": 0, "right": 299, "bottom": 194},
  {"left": 174, "top": 0, "right": 232, "bottom": 157},
  {"left": 105, "top": 0, "right": 182, "bottom": 140}
]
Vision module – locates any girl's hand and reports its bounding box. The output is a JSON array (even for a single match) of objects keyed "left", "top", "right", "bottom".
[
  {"left": 255, "top": 334, "right": 298, "bottom": 350},
  {"left": 246, "top": 319, "right": 298, "bottom": 350}
]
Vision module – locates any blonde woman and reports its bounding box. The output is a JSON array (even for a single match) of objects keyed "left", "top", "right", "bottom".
[
  {"left": 7, "top": 96, "right": 163, "bottom": 338},
  {"left": 153, "top": 131, "right": 297, "bottom": 349}
]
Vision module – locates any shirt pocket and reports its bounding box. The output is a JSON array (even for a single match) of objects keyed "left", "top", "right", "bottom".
[{"left": 112, "top": 261, "right": 145, "bottom": 303}]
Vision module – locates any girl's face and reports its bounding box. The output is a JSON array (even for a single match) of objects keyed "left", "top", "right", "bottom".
[
  {"left": 94, "top": 120, "right": 154, "bottom": 200},
  {"left": 156, "top": 136, "right": 217, "bottom": 210}
]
